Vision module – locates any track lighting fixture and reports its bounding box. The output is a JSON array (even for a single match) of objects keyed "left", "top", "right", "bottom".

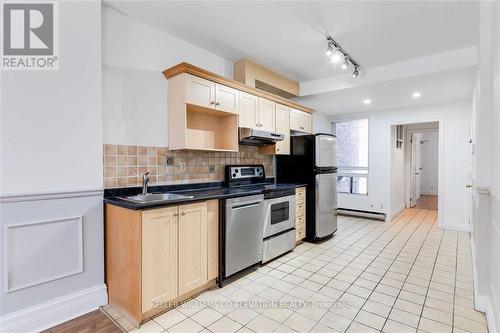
[{"left": 326, "top": 36, "right": 360, "bottom": 77}]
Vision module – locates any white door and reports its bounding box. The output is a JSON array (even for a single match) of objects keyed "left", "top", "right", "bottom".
[{"left": 409, "top": 133, "right": 418, "bottom": 208}]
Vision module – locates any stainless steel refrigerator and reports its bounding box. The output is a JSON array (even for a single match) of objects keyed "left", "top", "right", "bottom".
[{"left": 276, "top": 133, "right": 337, "bottom": 241}]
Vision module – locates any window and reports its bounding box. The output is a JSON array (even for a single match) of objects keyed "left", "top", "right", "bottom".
[{"left": 333, "top": 119, "right": 369, "bottom": 195}]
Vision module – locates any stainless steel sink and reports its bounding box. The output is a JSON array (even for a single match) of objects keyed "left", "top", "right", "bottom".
[{"left": 119, "top": 193, "right": 194, "bottom": 203}]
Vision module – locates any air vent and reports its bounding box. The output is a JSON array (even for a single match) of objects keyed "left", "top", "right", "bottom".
[{"left": 396, "top": 125, "right": 403, "bottom": 149}]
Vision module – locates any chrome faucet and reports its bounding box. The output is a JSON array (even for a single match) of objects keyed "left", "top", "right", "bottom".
[{"left": 142, "top": 172, "right": 150, "bottom": 195}]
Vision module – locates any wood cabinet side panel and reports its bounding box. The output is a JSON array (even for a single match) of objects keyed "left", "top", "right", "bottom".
[
  {"left": 105, "top": 204, "right": 142, "bottom": 323},
  {"left": 207, "top": 200, "right": 219, "bottom": 280},
  {"left": 168, "top": 74, "right": 187, "bottom": 149}
]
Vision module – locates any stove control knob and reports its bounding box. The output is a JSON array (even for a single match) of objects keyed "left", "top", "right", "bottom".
[
  {"left": 234, "top": 169, "right": 238, "bottom": 173},
  {"left": 232, "top": 173, "right": 237, "bottom": 178}
]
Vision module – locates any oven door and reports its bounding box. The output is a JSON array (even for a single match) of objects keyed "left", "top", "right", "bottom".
[{"left": 263, "top": 195, "right": 296, "bottom": 238}]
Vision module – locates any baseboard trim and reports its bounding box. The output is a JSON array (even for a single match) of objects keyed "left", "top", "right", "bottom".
[
  {"left": 441, "top": 222, "right": 471, "bottom": 232},
  {"left": 0, "top": 284, "right": 108, "bottom": 333},
  {"left": 474, "top": 294, "right": 498, "bottom": 333},
  {"left": 390, "top": 205, "right": 405, "bottom": 221}
]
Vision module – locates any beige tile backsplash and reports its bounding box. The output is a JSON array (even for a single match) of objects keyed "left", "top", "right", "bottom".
[{"left": 103, "top": 144, "right": 274, "bottom": 188}]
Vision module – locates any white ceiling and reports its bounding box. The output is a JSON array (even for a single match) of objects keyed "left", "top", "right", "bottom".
[
  {"left": 296, "top": 67, "right": 476, "bottom": 115},
  {"left": 106, "top": 1, "right": 479, "bottom": 115}
]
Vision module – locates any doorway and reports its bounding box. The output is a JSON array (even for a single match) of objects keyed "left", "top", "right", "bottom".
[{"left": 405, "top": 122, "right": 439, "bottom": 210}]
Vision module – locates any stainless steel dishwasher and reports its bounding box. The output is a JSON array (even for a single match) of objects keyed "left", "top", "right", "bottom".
[{"left": 225, "top": 194, "right": 264, "bottom": 277}]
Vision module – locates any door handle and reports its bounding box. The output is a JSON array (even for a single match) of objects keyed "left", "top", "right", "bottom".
[{"left": 466, "top": 184, "right": 472, "bottom": 188}]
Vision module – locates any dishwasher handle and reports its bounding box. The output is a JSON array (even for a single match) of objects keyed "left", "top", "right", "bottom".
[{"left": 231, "top": 201, "right": 262, "bottom": 210}]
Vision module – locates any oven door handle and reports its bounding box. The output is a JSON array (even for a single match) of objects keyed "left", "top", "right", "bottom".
[{"left": 230, "top": 201, "right": 262, "bottom": 210}]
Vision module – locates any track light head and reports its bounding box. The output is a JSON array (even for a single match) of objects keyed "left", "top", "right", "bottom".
[
  {"left": 352, "top": 66, "right": 360, "bottom": 77},
  {"left": 330, "top": 49, "right": 343, "bottom": 63},
  {"left": 341, "top": 57, "right": 349, "bottom": 70},
  {"left": 326, "top": 41, "right": 334, "bottom": 56}
]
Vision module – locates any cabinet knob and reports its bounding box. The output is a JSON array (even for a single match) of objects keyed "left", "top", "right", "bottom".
[
  {"left": 173, "top": 213, "right": 179, "bottom": 217},
  {"left": 210, "top": 101, "right": 215, "bottom": 105},
  {"left": 181, "top": 211, "right": 186, "bottom": 216},
  {"left": 277, "top": 148, "right": 280, "bottom": 152},
  {"left": 215, "top": 102, "right": 220, "bottom": 106}
]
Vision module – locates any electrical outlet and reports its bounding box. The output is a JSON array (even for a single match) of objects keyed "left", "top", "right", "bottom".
[
  {"left": 209, "top": 165, "right": 215, "bottom": 173},
  {"left": 166, "top": 157, "right": 174, "bottom": 166}
]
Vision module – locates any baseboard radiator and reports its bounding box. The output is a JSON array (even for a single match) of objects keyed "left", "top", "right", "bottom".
[{"left": 337, "top": 208, "right": 386, "bottom": 221}]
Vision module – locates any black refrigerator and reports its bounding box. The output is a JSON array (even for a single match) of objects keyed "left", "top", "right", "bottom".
[{"left": 276, "top": 133, "right": 337, "bottom": 242}]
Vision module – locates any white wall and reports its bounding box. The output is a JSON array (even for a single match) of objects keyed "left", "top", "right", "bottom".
[
  {"left": 0, "top": 1, "right": 106, "bottom": 332},
  {"left": 332, "top": 101, "right": 472, "bottom": 229},
  {"left": 420, "top": 131, "right": 439, "bottom": 195},
  {"left": 102, "top": 6, "right": 233, "bottom": 147},
  {"left": 471, "top": 2, "right": 500, "bottom": 332},
  {"left": 390, "top": 126, "right": 405, "bottom": 217},
  {"left": 313, "top": 111, "right": 332, "bottom": 134},
  {"left": 1, "top": 3, "right": 103, "bottom": 195}
]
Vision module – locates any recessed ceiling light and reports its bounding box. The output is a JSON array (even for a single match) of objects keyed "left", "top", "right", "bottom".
[
  {"left": 412, "top": 92, "right": 421, "bottom": 98},
  {"left": 363, "top": 99, "right": 372, "bottom": 105}
]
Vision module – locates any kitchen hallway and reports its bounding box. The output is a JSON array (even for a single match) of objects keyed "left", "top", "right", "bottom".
[{"left": 96, "top": 208, "right": 486, "bottom": 333}]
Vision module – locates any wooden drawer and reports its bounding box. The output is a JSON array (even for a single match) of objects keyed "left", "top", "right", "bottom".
[
  {"left": 296, "top": 215, "right": 305, "bottom": 228},
  {"left": 296, "top": 204, "right": 305, "bottom": 218},
  {"left": 296, "top": 187, "right": 305, "bottom": 203},
  {"left": 296, "top": 227, "right": 305, "bottom": 241}
]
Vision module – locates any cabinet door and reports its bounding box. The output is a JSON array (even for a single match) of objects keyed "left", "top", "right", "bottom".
[
  {"left": 289, "top": 108, "right": 302, "bottom": 131},
  {"left": 142, "top": 207, "right": 178, "bottom": 313},
  {"left": 215, "top": 84, "right": 239, "bottom": 114},
  {"left": 275, "top": 104, "right": 290, "bottom": 155},
  {"left": 302, "top": 112, "right": 312, "bottom": 133},
  {"left": 258, "top": 98, "right": 276, "bottom": 132},
  {"left": 239, "top": 92, "right": 259, "bottom": 129},
  {"left": 178, "top": 202, "right": 208, "bottom": 295},
  {"left": 185, "top": 74, "right": 215, "bottom": 109}
]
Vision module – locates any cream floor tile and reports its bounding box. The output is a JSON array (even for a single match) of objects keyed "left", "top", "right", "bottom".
[
  {"left": 283, "top": 312, "right": 317, "bottom": 333},
  {"left": 354, "top": 310, "right": 385, "bottom": 330},
  {"left": 319, "top": 311, "right": 353, "bottom": 332},
  {"left": 418, "top": 317, "right": 452, "bottom": 333},
  {"left": 382, "top": 319, "right": 417, "bottom": 333},
  {"left": 154, "top": 309, "right": 187, "bottom": 329},
  {"left": 388, "top": 308, "right": 420, "bottom": 328},
  {"left": 191, "top": 308, "right": 223, "bottom": 327},
  {"left": 168, "top": 318, "right": 203, "bottom": 333},
  {"left": 226, "top": 308, "right": 259, "bottom": 325},
  {"left": 207, "top": 317, "right": 242, "bottom": 333},
  {"left": 346, "top": 321, "right": 380, "bottom": 333},
  {"left": 261, "top": 307, "right": 294, "bottom": 323},
  {"left": 246, "top": 314, "right": 280, "bottom": 333}
]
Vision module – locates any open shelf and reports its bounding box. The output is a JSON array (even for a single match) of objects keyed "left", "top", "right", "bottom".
[{"left": 185, "top": 105, "right": 238, "bottom": 152}]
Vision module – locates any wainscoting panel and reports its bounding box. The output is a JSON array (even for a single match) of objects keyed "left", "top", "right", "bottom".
[
  {"left": 489, "top": 190, "right": 500, "bottom": 333},
  {"left": 5, "top": 216, "right": 83, "bottom": 293},
  {"left": 0, "top": 190, "right": 106, "bottom": 332}
]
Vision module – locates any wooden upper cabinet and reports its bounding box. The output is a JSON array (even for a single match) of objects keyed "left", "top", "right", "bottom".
[
  {"left": 215, "top": 84, "right": 239, "bottom": 114},
  {"left": 239, "top": 92, "right": 259, "bottom": 129},
  {"left": 141, "top": 207, "right": 178, "bottom": 314},
  {"left": 290, "top": 108, "right": 312, "bottom": 133},
  {"left": 258, "top": 98, "right": 276, "bottom": 132},
  {"left": 185, "top": 74, "right": 215, "bottom": 109},
  {"left": 302, "top": 112, "right": 312, "bottom": 133},
  {"left": 275, "top": 104, "right": 290, "bottom": 155},
  {"left": 178, "top": 202, "right": 208, "bottom": 295}
]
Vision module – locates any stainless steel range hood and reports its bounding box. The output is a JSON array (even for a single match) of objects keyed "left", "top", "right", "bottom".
[{"left": 239, "top": 127, "right": 284, "bottom": 146}]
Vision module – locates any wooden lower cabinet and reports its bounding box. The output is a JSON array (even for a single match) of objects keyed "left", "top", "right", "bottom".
[
  {"left": 142, "top": 207, "right": 178, "bottom": 313},
  {"left": 105, "top": 200, "right": 219, "bottom": 325},
  {"left": 178, "top": 202, "right": 208, "bottom": 295},
  {"left": 295, "top": 187, "right": 306, "bottom": 243}
]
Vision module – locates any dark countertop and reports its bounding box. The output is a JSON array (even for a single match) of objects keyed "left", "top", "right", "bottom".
[{"left": 104, "top": 179, "right": 307, "bottom": 210}]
